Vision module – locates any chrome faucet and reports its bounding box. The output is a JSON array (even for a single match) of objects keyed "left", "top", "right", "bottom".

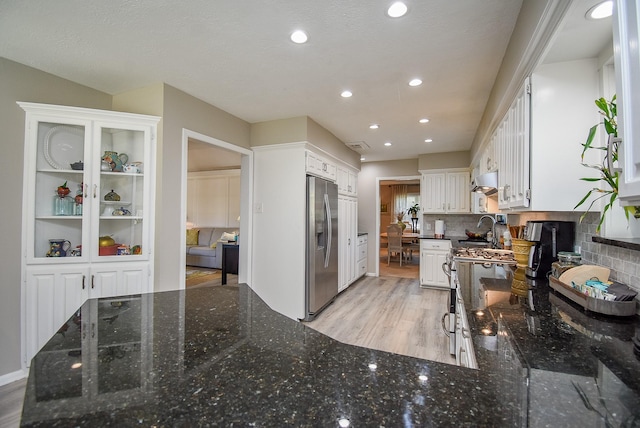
[{"left": 477, "top": 215, "right": 497, "bottom": 248}]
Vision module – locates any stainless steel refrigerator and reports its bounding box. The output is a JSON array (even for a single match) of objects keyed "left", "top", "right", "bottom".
[{"left": 304, "top": 175, "right": 339, "bottom": 321}]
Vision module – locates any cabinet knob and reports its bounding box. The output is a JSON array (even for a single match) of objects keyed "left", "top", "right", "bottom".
[
  {"left": 82, "top": 275, "right": 85, "bottom": 290},
  {"left": 91, "top": 275, "right": 95, "bottom": 289}
]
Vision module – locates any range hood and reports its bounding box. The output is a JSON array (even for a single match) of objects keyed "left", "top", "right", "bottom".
[{"left": 471, "top": 171, "right": 498, "bottom": 196}]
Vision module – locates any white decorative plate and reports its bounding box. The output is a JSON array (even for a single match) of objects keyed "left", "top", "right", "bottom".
[{"left": 44, "top": 125, "right": 85, "bottom": 170}]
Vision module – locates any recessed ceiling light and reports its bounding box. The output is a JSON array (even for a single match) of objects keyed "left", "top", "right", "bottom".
[
  {"left": 425, "top": 139, "right": 433, "bottom": 143},
  {"left": 586, "top": 1, "right": 612, "bottom": 19},
  {"left": 384, "top": 142, "right": 392, "bottom": 146},
  {"left": 360, "top": 156, "right": 366, "bottom": 161},
  {"left": 369, "top": 124, "right": 379, "bottom": 129},
  {"left": 409, "top": 78, "right": 422, "bottom": 87},
  {"left": 419, "top": 118, "right": 429, "bottom": 123},
  {"left": 341, "top": 90, "right": 353, "bottom": 98},
  {"left": 387, "top": 2, "right": 408, "bottom": 18},
  {"left": 290, "top": 30, "right": 308, "bottom": 44}
]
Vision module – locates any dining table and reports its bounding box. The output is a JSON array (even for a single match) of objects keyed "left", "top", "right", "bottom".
[{"left": 380, "top": 231, "right": 420, "bottom": 242}]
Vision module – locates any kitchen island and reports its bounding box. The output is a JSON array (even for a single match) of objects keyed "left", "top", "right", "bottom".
[{"left": 21, "top": 279, "right": 640, "bottom": 426}]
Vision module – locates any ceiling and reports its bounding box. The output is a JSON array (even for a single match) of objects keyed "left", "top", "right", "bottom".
[{"left": 0, "top": 1, "right": 613, "bottom": 164}]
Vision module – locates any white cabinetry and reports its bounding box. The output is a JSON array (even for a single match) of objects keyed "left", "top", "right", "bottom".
[
  {"left": 419, "top": 240, "right": 451, "bottom": 289},
  {"left": 306, "top": 150, "right": 337, "bottom": 182},
  {"left": 496, "top": 80, "right": 530, "bottom": 210},
  {"left": 339, "top": 196, "right": 358, "bottom": 292},
  {"left": 356, "top": 234, "right": 367, "bottom": 279},
  {"left": 455, "top": 287, "right": 477, "bottom": 369},
  {"left": 187, "top": 170, "right": 240, "bottom": 227},
  {"left": 493, "top": 60, "right": 599, "bottom": 211},
  {"left": 19, "top": 102, "right": 159, "bottom": 365},
  {"left": 337, "top": 166, "right": 358, "bottom": 196},
  {"left": 614, "top": 0, "right": 640, "bottom": 205},
  {"left": 421, "top": 170, "right": 470, "bottom": 214}
]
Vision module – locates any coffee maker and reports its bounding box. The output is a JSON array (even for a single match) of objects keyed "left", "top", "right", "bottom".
[{"left": 524, "top": 221, "right": 575, "bottom": 278}]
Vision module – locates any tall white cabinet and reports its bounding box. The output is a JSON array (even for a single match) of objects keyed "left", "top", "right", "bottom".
[
  {"left": 19, "top": 102, "right": 159, "bottom": 365},
  {"left": 614, "top": 0, "right": 640, "bottom": 205}
]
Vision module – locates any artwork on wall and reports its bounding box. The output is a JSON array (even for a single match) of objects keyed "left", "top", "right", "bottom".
[{"left": 380, "top": 203, "right": 388, "bottom": 213}]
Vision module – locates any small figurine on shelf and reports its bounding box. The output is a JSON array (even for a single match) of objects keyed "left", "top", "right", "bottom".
[
  {"left": 54, "top": 181, "right": 73, "bottom": 215},
  {"left": 104, "top": 189, "right": 121, "bottom": 201},
  {"left": 57, "top": 181, "right": 70, "bottom": 198}
]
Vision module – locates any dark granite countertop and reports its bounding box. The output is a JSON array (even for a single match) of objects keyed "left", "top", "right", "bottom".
[
  {"left": 22, "top": 277, "right": 640, "bottom": 427},
  {"left": 21, "top": 285, "right": 513, "bottom": 427},
  {"left": 458, "top": 263, "right": 640, "bottom": 426}
]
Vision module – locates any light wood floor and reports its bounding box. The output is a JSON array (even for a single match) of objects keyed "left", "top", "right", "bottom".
[
  {"left": 0, "top": 377, "right": 26, "bottom": 428},
  {"left": 306, "top": 275, "right": 456, "bottom": 365}
]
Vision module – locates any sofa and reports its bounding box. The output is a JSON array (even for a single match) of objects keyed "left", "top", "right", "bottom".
[{"left": 186, "top": 227, "right": 238, "bottom": 269}]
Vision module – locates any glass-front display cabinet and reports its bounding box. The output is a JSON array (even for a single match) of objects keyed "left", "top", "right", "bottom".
[{"left": 19, "top": 102, "right": 160, "bottom": 365}]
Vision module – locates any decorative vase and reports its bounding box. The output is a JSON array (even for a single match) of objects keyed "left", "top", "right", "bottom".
[{"left": 398, "top": 221, "right": 406, "bottom": 231}]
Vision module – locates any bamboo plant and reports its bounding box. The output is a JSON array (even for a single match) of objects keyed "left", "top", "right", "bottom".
[{"left": 575, "top": 95, "right": 639, "bottom": 232}]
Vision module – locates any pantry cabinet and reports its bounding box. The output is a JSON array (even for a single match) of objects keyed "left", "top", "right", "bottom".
[
  {"left": 614, "top": 0, "right": 640, "bottom": 205},
  {"left": 19, "top": 102, "right": 159, "bottom": 365},
  {"left": 421, "top": 170, "right": 470, "bottom": 214},
  {"left": 338, "top": 195, "right": 358, "bottom": 292}
]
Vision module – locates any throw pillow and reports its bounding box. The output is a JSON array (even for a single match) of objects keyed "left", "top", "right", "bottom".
[
  {"left": 221, "top": 232, "right": 236, "bottom": 242},
  {"left": 186, "top": 229, "right": 199, "bottom": 245}
]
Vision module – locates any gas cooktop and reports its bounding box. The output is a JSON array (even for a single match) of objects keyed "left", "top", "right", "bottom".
[{"left": 453, "top": 247, "right": 516, "bottom": 264}]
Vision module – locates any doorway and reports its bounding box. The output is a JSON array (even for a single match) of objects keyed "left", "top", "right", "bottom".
[
  {"left": 376, "top": 176, "right": 420, "bottom": 278},
  {"left": 180, "top": 129, "right": 253, "bottom": 289}
]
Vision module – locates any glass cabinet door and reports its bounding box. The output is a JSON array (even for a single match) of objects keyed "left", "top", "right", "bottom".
[
  {"left": 92, "top": 123, "right": 150, "bottom": 260},
  {"left": 30, "top": 120, "right": 90, "bottom": 261}
]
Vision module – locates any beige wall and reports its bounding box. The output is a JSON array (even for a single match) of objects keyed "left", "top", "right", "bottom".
[
  {"left": 0, "top": 57, "right": 112, "bottom": 379},
  {"left": 251, "top": 116, "right": 361, "bottom": 168},
  {"left": 155, "top": 84, "right": 251, "bottom": 291},
  {"left": 418, "top": 151, "right": 470, "bottom": 170},
  {"left": 358, "top": 159, "right": 420, "bottom": 271}
]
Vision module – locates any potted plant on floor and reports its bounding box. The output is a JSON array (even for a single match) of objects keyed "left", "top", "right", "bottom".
[{"left": 575, "top": 95, "right": 640, "bottom": 231}]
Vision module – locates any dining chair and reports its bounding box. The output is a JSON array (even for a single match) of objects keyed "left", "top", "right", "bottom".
[{"left": 387, "top": 224, "right": 409, "bottom": 266}]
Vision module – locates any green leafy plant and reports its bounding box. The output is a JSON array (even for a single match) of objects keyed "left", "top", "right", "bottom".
[
  {"left": 407, "top": 203, "right": 420, "bottom": 217},
  {"left": 575, "top": 95, "right": 639, "bottom": 232}
]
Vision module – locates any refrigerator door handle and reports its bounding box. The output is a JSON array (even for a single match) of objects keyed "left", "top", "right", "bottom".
[{"left": 324, "top": 193, "right": 331, "bottom": 268}]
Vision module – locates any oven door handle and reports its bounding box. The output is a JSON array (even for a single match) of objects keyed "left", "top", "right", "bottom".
[{"left": 441, "top": 313, "right": 450, "bottom": 337}]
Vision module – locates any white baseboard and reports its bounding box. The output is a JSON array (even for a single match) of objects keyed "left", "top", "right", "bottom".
[{"left": 0, "top": 369, "right": 27, "bottom": 386}]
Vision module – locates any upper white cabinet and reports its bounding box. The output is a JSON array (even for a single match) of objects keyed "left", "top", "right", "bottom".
[
  {"left": 421, "top": 170, "right": 470, "bottom": 214},
  {"left": 492, "top": 59, "right": 599, "bottom": 211},
  {"left": 19, "top": 102, "right": 159, "bottom": 364},
  {"left": 496, "top": 80, "right": 530, "bottom": 210},
  {"left": 614, "top": 0, "right": 640, "bottom": 205},
  {"left": 306, "top": 150, "right": 337, "bottom": 182},
  {"left": 337, "top": 166, "right": 358, "bottom": 196}
]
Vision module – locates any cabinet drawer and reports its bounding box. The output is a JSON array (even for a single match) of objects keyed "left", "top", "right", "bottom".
[
  {"left": 357, "top": 244, "right": 367, "bottom": 261},
  {"left": 421, "top": 239, "right": 452, "bottom": 251},
  {"left": 357, "top": 259, "right": 367, "bottom": 277},
  {"left": 357, "top": 234, "right": 368, "bottom": 246}
]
